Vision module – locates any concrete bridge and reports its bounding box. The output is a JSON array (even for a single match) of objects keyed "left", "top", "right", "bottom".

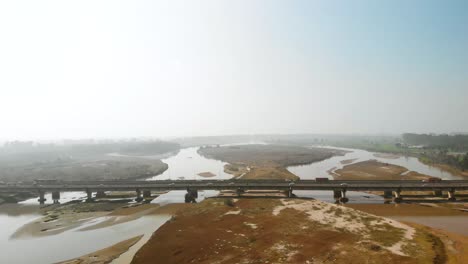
[{"left": 1, "top": 179, "right": 467, "bottom": 204}]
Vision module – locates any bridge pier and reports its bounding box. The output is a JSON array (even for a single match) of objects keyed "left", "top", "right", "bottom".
[
  {"left": 433, "top": 190, "right": 443, "bottom": 197},
  {"left": 86, "top": 189, "right": 94, "bottom": 202},
  {"left": 393, "top": 190, "right": 402, "bottom": 204},
  {"left": 383, "top": 190, "right": 393, "bottom": 199},
  {"left": 96, "top": 191, "right": 107, "bottom": 198},
  {"left": 143, "top": 190, "right": 151, "bottom": 199},
  {"left": 38, "top": 190, "right": 46, "bottom": 204},
  {"left": 185, "top": 188, "right": 198, "bottom": 203},
  {"left": 284, "top": 187, "right": 294, "bottom": 198},
  {"left": 339, "top": 189, "right": 348, "bottom": 203},
  {"left": 236, "top": 188, "right": 245, "bottom": 197},
  {"left": 447, "top": 189, "right": 456, "bottom": 201},
  {"left": 52, "top": 191, "right": 60, "bottom": 204},
  {"left": 333, "top": 189, "right": 348, "bottom": 203},
  {"left": 135, "top": 189, "right": 143, "bottom": 202}
]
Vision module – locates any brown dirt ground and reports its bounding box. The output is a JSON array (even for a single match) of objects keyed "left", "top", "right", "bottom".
[
  {"left": 334, "top": 160, "right": 430, "bottom": 180},
  {"left": 241, "top": 166, "right": 299, "bottom": 180},
  {"left": 348, "top": 204, "right": 468, "bottom": 263},
  {"left": 132, "top": 199, "right": 433, "bottom": 264},
  {"left": 59, "top": 235, "right": 143, "bottom": 264},
  {"left": 346, "top": 203, "right": 467, "bottom": 216},
  {"left": 200, "top": 145, "right": 345, "bottom": 181}
]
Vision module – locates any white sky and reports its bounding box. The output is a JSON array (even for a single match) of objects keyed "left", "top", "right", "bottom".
[{"left": 1, "top": 1, "right": 467, "bottom": 140}]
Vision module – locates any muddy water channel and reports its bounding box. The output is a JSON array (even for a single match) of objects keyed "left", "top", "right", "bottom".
[
  {"left": 288, "top": 146, "right": 462, "bottom": 180},
  {"left": 0, "top": 203, "right": 170, "bottom": 264},
  {"left": 288, "top": 146, "right": 463, "bottom": 203},
  {"left": 0, "top": 147, "right": 229, "bottom": 264}
]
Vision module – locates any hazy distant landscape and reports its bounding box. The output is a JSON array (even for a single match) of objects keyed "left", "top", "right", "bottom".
[
  {"left": 1, "top": 0, "right": 468, "bottom": 263},
  {"left": 0, "top": 140, "right": 180, "bottom": 182}
]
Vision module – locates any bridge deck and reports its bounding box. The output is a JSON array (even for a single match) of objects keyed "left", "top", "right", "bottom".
[{"left": 1, "top": 179, "right": 468, "bottom": 192}]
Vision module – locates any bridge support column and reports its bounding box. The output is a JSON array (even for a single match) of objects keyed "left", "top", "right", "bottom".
[
  {"left": 284, "top": 187, "right": 294, "bottom": 198},
  {"left": 339, "top": 189, "right": 348, "bottom": 204},
  {"left": 143, "top": 190, "right": 151, "bottom": 199},
  {"left": 135, "top": 189, "right": 143, "bottom": 202},
  {"left": 383, "top": 190, "right": 393, "bottom": 199},
  {"left": 52, "top": 191, "right": 60, "bottom": 204},
  {"left": 236, "top": 188, "right": 244, "bottom": 197},
  {"left": 333, "top": 190, "right": 341, "bottom": 199},
  {"left": 447, "top": 189, "right": 456, "bottom": 201},
  {"left": 393, "top": 190, "right": 402, "bottom": 204},
  {"left": 96, "top": 191, "right": 106, "bottom": 198},
  {"left": 38, "top": 190, "right": 46, "bottom": 204},
  {"left": 86, "top": 189, "right": 94, "bottom": 202},
  {"left": 185, "top": 188, "right": 198, "bottom": 203},
  {"left": 333, "top": 190, "right": 348, "bottom": 203}
]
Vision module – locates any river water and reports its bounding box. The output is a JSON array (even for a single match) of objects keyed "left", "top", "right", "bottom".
[
  {"left": 0, "top": 145, "right": 464, "bottom": 263},
  {"left": 288, "top": 146, "right": 461, "bottom": 180}
]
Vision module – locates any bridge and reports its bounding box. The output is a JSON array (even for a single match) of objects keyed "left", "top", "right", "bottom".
[{"left": 1, "top": 179, "right": 467, "bottom": 204}]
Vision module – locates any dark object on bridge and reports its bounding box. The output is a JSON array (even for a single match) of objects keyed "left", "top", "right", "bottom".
[
  {"left": 433, "top": 190, "right": 443, "bottom": 197},
  {"left": 315, "top": 178, "right": 329, "bottom": 182},
  {"left": 423, "top": 177, "right": 442, "bottom": 183},
  {"left": 185, "top": 188, "right": 198, "bottom": 203},
  {"left": 34, "top": 179, "right": 61, "bottom": 186}
]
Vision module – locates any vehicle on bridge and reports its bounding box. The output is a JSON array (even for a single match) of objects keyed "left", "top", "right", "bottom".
[
  {"left": 315, "top": 178, "right": 329, "bottom": 182},
  {"left": 422, "top": 177, "right": 442, "bottom": 183},
  {"left": 33, "top": 179, "right": 61, "bottom": 185}
]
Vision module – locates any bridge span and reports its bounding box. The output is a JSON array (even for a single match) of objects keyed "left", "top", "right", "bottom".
[{"left": 1, "top": 179, "right": 467, "bottom": 204}]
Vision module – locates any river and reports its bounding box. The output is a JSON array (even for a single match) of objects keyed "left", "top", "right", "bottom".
[{"left": 0, "top": 145, "right": 464, "bottom": 263}]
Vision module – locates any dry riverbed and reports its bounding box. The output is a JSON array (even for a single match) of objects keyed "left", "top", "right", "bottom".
[
  {"left": 131, "top": 198, "right": 458, "bottom": 264},
  {"left": 333, "top": 160, "right": 431, "bottom": 180}
]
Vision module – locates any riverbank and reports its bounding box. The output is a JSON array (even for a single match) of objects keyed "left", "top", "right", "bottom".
[
  {"left": 131, "top": 198, "right": 454, "bottom": 264},
  {"left": 425, "top": 163, "right": 468, "bottom": 178},
  {"left": 11, "top": 201, "right": 190, "bottom": 239},
  {"left": 347, "top": 203, "right": 468, "bottom": 262},
  {"left": 58, "top": 235, "right": 144, "bottom": 264}
]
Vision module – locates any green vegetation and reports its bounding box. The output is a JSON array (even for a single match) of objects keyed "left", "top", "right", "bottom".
[{"left": 402, "top": 133, "right": 468, "bottom": 150}]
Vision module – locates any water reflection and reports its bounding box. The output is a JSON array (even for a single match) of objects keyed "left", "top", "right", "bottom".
[
  {"left": 0, "top": 212, "right": 170, "bottom": 264},
  {"left": 147, "top": 147, "right": 232, "bottom": 180}
]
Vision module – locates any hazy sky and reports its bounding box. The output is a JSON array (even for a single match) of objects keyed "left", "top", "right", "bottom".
[{"left": 1, "top": 0, "right": 467, "bottom": 140}]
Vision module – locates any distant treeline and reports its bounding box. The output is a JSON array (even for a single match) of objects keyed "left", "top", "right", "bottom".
[{"left": 402, "top": 133, "right": 468, "bottom": 149}]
